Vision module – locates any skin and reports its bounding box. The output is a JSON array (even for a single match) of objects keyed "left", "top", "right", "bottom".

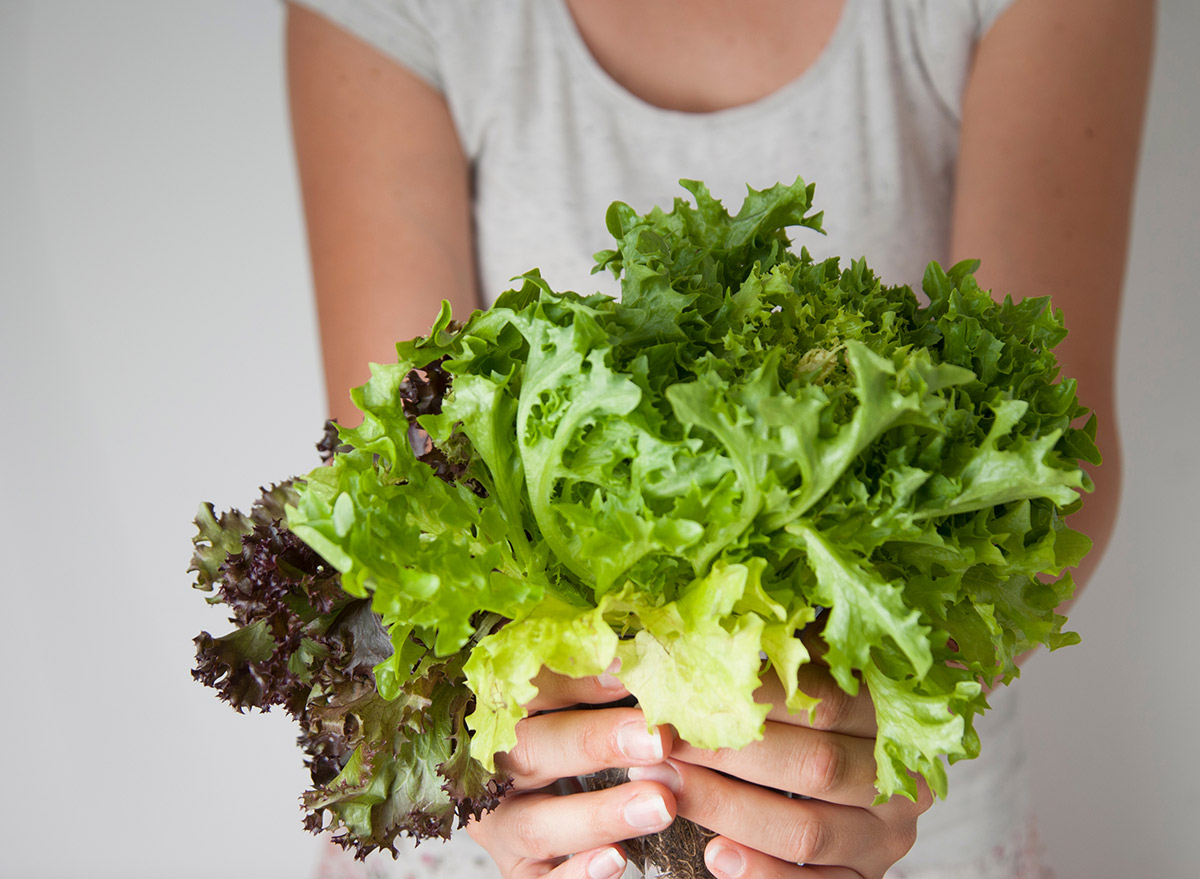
[
  {"left": 950, "top": 0, "right": 1154, "bottom": 604},
  {"left": 286, "top": 1, "right": 1154, "bottom": 875},
  {"left": 468, "top": 639, "right": 928, "bottom": 879},
  {"left": 288, "top": 8, "right": 479, "bottom": 423}
]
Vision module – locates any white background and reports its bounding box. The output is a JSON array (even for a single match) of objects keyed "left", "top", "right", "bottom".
[{"left": 2, "top": 2, "right": 1196, "bottom": 877}]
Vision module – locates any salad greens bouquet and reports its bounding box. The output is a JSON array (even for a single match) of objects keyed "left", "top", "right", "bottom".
[{"left": 191, "top": 178, "right": 1095, "bottom": 862}]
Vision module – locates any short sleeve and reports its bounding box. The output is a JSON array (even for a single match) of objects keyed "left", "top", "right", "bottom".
[
  {"left": 897, "top": 0, "right": 1019, "bottom": 125},
  {"left": 286, "top": 0, "right": 442, "bottom": 91},
  {"left": 974, "top": 0, "right": 1019, "bottom": 36}
]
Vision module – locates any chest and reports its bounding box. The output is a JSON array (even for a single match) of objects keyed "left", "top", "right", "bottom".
[
  {"left": 564, "top": 0, "right": 847, "bottom": 112},
  {"left": 463, "top": 0, "right": 965, "bottom": 303}
]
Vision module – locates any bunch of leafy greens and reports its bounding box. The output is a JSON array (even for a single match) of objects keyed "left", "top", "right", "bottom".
[
  {"left": 191, "top": 478, "right": 511, "bottom": 855},
  {"left": 192, "top": 178, "right": 1095, "bottom": 859}
]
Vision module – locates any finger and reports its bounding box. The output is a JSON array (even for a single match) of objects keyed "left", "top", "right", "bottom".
[
  {"left": 873, "top": 771, "right": 936, "bottom": 821},
  {"left": 704, "top": 837, "right": 866, "bottom": 879},
  {"left": 671, "top": 721, "right": 881, "bottom": 807},
  {"left": 664, "top": 759, "right": 908, "bottom": 870},
  {"left": 497, "top": 707, "right": 674, "bottom": 791},
  {"left": 506, "top": 846, "right": 628, "bottom": 879},
  {"left": 566, "top": 847, "right": 629, "bottom": 879},
  {"left": 756, "top": 665, "right": 877, "bottom": 738},
  {"left": 526, "top": 661, "right": 629, "bottom": 714},
  {"left": 473, "top": 783, "right": 675, "bottom": 867},
  {"left": 800, "top": 621, "right": 831, "bottom": 665}
]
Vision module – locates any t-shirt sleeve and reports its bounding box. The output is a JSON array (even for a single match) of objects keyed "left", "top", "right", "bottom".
[
  {"left": 899, "top": 0, "right": 1020, "bottom": 125},
  {"left": 974, "top": 0, "right": 1019, "bottom": 35},
  {"left": 286, "top": 0, "right": 442, "bottom": 91}
]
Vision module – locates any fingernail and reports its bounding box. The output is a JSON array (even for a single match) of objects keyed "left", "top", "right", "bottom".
[
  {"left": 598, "top": 658, "right": 624, "bottom": 690},
  {"left": 617, "top": 722, "right": 664, "bottom": 761},
  {"left": 626, "top": 761, "right": 682, "bottom": 795},
  {"left": 706, "top": 843, "right": 745, "bottom": 878},
  {"left": 587, "top": 847, "right": 626, "bottom": 879},
  {"left": 624, "top": 792, "right": 672, "bottom": 831}
]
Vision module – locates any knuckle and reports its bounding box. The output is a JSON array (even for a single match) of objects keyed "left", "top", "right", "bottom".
[
  {"left": 781, "top": 815, "right": 829, "bottom": 864},
  {"left": 700, "top": 745, "right": 738, "bottom": 769},
  {"left": 581, "top": 719, "right": 614, "bottom": 765},
  {"left": 914, "top": 778, "right": 936, "bottom": 814},
  {"left": 797, "top": 735, "right": 845, "bottom": 796},
  {"left": 512, "top": 807, "right": 554, "bottom": 861},
  {"left": 689, "top": 774, "right": 735, "bottom": 825},
  {"left": 885, "top": 818, "right": 919, "bottom": 863},
  {"left": 809, "top": 680, "right": 852, "bottom": 731},
  {"left": 503, "top": 722, "right": 539, "bottom": 780}
]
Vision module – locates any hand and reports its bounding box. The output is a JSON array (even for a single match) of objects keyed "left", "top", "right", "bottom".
[
  {"left": 645, "top": 640, "right": 933, "bottom": 879},
  {"left": 467, "top": 667, "right": 678, "bottom": 879}
]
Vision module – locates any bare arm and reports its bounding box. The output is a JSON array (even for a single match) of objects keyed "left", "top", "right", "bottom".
[
  {"left": 286, "top": 3, "right": 480, "bottom": 424},
  {"left": 950, "top": 0, "right": 1155, "bottom": 598},
  {"left": 286, "top": 13, "right": 674, "bottom": 876},
  {"left": 661, "top": 11, "right": 1156, "bottom": 862}
]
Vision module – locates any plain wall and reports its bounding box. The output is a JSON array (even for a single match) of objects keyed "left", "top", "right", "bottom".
[{"left": 2, "top": 2, "right": 1196, "bottom": 877}]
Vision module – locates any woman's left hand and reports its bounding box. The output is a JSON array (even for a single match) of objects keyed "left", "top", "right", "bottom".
[{"left": 630, "top": 658, "right": 932, "bottom": 879}]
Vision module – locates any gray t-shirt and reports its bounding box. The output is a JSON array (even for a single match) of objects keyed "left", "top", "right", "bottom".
[
  {"left": 292, "top": 0, "right": 1015, "bottom": 303},
  {"left": 290, "top": 2, "right": 1038, "bottom": 876}
]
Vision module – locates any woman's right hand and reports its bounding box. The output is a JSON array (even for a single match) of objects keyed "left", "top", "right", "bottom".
[{"left": 466, "top": 668, "right": 678, "bottom": 879}]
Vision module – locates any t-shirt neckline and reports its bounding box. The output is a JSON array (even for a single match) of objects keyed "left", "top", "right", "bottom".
[{"left": 548, "top": 0, "right": 863, "bottom": 126}]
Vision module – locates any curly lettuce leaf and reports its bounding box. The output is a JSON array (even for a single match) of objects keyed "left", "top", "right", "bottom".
[
  {"left": 191, "top": 485, "right": 509, "bottom": 857},
  {"left": 276, "top": 176, "right": 1093, "bottom": 815}
]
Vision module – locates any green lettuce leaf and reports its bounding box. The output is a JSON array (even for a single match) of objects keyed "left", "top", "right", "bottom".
[{"left": 196, "top": 177, "right": 1096, "bottom": 858}]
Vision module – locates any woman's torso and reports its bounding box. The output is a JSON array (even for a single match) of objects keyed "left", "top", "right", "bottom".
[{"left": 294, "top": 1, "right": 1030, "bottom": 875}]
